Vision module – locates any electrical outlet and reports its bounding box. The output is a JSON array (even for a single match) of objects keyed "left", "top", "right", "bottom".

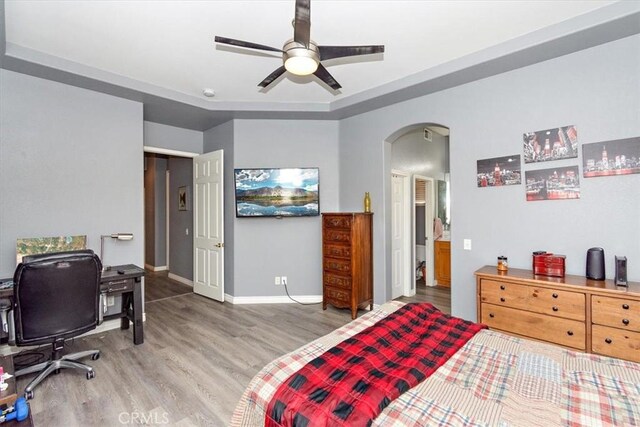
[
  {"left": 282, "top": 276, "right": 287, "bottom": 286},
  {"left": 185, "top": 228, "right": 189, "bottom": 235},
  {"left": 107, "top": 296, "right": 115, "bottom": 307},
  {"left": 275, "top": 276, "right": 281, "bottom": 285},
  {"left": 463, "top": 239, "right": 472, "bottom": 250}
]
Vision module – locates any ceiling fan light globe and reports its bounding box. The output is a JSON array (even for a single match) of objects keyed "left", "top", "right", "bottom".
[
  {"left": 285, "top": 56, "right": 318, "bottom": 76},
  {"left": 282, "top": 39, "right": 319, "bottom": 76}
]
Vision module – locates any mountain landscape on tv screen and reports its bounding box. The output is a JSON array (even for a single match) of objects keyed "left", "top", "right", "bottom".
[{"left": 234, "top": 168, "right": 319, "bottom": 217}]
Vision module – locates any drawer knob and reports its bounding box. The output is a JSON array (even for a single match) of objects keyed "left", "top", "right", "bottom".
[
  {"left": 500, "top": 285, "right": 505, "bottom": 290},
  {"left": 622, "top": 318, "right": 630, "bottom": 326},
  {"left": 500, "top": 297, "right": 505, "bottom": 302},
  {"left": 567, "top": 330, "right": 574, "bottom": 336},
  {"left": 622, "top": 304, "right": 630, "bottom": 310},
  {"left": 552, "top": 293, "right": 558, "bottom": 298},
  {"left": 605, "top": 338, "right": 612, "bottom": 344},
  {"left": 552, "top": 306, "right": 559, "bottom": 312},
  {"left": 489, "top": 313, "right": 495, "bottom": 318}
]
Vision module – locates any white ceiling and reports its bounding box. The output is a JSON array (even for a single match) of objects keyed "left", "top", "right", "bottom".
[{"left": 5, "top": 0, "right": 617, "bottom": 106}]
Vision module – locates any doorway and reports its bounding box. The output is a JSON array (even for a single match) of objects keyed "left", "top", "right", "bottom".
[
  {"left": 413, "top": 176, "right": 434, "bottom": 287},
  {"left": 387, "top": 124, "right": 451, "bottom": 314},
  {"left": 143, "top": 148, "right": 197, "bottom": 302}
]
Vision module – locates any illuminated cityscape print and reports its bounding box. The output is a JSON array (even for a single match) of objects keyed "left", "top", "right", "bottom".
[
  {"left": 525, "top": 166, "right": 580, "bottom": 201},
  {"left": 582, "top": 137, "right": 640, "bottom": 178},
  {"left": 524, "top": 125, "right": 578, "bottom": 163}
]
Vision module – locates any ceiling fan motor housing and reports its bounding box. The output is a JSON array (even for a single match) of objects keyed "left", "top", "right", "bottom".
[{"left": 283, "top": 39, "right": 320, "bottom": 75}]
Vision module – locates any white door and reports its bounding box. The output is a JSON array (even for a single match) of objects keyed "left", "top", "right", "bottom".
[
  {"left": 391, "top": 171, "right": 409, "bottom": 299},
  {"left": 193, "top": 150, "right": 224, "bottom": 301}
]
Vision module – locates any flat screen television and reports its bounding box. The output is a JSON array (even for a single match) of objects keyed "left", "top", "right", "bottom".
[{"left": 234, "top": 168, "right": 319, "bottom": 217}]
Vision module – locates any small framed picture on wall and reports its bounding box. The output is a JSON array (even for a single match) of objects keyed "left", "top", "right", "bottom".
[{"left": 178, "top": 186, "right": 190, "bottom": 211}]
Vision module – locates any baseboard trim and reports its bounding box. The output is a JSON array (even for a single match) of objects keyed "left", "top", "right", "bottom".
[
  {"left": 168, "top": 273, "right": 193, "bottom": 287},
  {"left": 144, "top": 264, "right": 168, "bottom": 272},
  {"left": 224, "top": 294, "right": 322, "bottom": 305}
]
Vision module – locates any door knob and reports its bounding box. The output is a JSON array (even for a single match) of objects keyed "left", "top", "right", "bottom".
[{"left": 215, "top": 243, "right": 224, "bottom": 248}]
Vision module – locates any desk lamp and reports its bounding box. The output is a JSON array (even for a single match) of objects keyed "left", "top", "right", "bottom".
[{"left": 100, "top": 233, "right": 133, "bottom": 271}]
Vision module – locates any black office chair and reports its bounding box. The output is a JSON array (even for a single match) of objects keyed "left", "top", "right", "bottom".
[{"left": 12, "top": 250, "right": 102, "bottom": 400}]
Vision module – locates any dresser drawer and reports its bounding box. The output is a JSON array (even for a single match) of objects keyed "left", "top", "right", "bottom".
[
  {"left": 323, "top": 229, "right": 351, "bottom": 244},
  {"left": 591, "top": 325, "right": 640, "bottom": 363},
  {"left": 481, "top": 303, "right": 585, "bottom": 350},
  {"left": 323, "top": 244, "right": 351, "bottom": 259},
  {"left": 325, "top": 286, "right": 351, "bottom": 304},
  {"left": 324, "top": 257, "right": 351, "bottom": 274},
  {"left": 480, "top": 279, "right": 585, "bottom": 321},
  {"left": 323, "top": 273, "right": 352, "bottom": 290},
  {"left": 323, "top": 215, "right": 352, "bottom": 229},
  {"left": 591, "top": 296, "right": 640, "bottom": 332}
]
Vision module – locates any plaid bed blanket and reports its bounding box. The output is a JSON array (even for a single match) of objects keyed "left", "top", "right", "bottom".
[
  {"left": 232, "top": 301, "right": 640, "bottom": 426},
  {"left": 264, "top": 303, "right": 485, "bottom": 427}
]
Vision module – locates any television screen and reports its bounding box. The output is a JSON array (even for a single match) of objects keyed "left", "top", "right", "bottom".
[{"left": 234, "top": 168, "right": 319, "bottom": 217}]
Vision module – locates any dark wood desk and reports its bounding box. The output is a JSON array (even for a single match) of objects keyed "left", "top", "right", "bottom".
[
  {"left": 0, "top": 264, "right": 144, "bottom": 345},
  {"left": 100, "top": 264, "right": 145, "bottom": 345}
]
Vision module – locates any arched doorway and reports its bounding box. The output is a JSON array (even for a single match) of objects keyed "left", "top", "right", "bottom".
[{"left": 385, "top": 123, "right": 451, "bottom": 313}]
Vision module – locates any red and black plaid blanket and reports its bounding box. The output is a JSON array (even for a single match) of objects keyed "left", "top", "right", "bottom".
[{"left": 265, "top": 303, "right": 486, "bottom": 426}]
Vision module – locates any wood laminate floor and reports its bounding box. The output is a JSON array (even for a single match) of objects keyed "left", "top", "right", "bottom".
[
  {"left": 16, "top": 295, "right": 352, "bottom": 426},
  {"left": 144, "top": 270, "right": 193, "bottom": 302},
  {"left": 396, "top": 281, "right": 451, "bottom": 314},
  {"left": 16, "top": 276, "right": 450, "bottom": 426}
]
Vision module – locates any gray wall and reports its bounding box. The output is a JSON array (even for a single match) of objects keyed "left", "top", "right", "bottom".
[
  {"left": 144, "top": 121, "right": 203, "bottom": 154},
  {"left": 154, "top": 157, "right": 167, "bottom": 267},
  {"left": 0, "top": 69, "right": 144, "bottom": 276},
  {"left": 143, "top": 155, "right": 167, "bottom": 268},
  {"left": 203, "top": 120, "right": 235, "bottom": 294},
  {"left": 340, "top": 35, "right": 640, "bottom": 321},
  {"left": 391, "top": 128, "right": 449, "bottom": 180},
  {"left": 168, "top": 157, "right": 194, "bottom": 280},
  {"left": 144, "top": 156, "right": 156, "bottom": 266},
  {"left": 232, "top": 119, "right": 340, "bottom": 297}
]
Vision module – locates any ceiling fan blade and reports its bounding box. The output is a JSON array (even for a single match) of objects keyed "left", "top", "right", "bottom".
[
  {"left": 258, "top": 65, "right": 287, "bottom": 88},
  {"left": 318, "top": 45, "right": 385, "bottom": 61},
  {"left": 215, "top": 36, "right": 283, "bottom": 53},
  {"left": 293, "top": 0, "right": 311, "bottom": 47},
  {"left": 314, "top": 63, "right": 341, "bottom": 90}
]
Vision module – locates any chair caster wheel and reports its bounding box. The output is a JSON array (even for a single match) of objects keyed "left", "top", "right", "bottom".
[
  {"left": 86, "top": 371, "right": 95, "bottom": 380},
  {"left": 91, "top": 353, "right": 100, "bottom": 361},
  {"left": 25, "top": 390, "right": 34, "bottom": 400}
]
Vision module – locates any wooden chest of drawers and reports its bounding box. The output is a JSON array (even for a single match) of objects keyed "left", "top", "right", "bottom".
[
  {"left": 476, "top": 266, "right": 640, "bottom": 362},
  {"left": 322, "top": 213, "right": 373, "bottom": 319}
]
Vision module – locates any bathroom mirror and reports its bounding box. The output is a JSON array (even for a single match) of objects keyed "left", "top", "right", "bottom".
[{"left": 437, "top": 179, "right": 450, "bottom": 230}]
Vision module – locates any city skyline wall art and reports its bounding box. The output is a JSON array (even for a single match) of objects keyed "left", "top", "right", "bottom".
[
  {"left": 582, "top": 137, "right": 640, "bottom": 178},
  {"left": 477, "top": 155, "right": 521, "bottom": 187},
  {"left": 523, "top": 125, "right": 578, "bottom": 163},
  {"left": 525, "top": 166, "right": 580, "bottom": 201}
]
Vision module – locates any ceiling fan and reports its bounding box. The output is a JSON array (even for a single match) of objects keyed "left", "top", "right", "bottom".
[{"left": 214, "top": 0, "right": 384, "bottom": 90}]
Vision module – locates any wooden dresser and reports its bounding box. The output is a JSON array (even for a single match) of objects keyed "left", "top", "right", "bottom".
[
  {"left": 322, "top": 213, "right": 373, "bottom": 319},
  {"left": 435, "top": 240, "right": 451, "bottom": 287},
  {"left": 476, "top": 266, "right": 640, "bottom": 362}
]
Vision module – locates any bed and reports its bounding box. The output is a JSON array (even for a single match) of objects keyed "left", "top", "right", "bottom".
[{"left": 231, "top": 301, "right": 640, "bottom": 426}]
